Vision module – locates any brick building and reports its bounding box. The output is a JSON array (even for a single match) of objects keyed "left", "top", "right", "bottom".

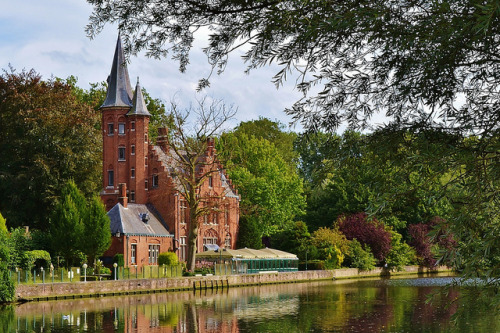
[{"left": 101, "top": 36, "right": 240, "bottom": 268}]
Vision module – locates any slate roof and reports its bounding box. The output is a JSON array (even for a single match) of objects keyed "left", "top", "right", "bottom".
[
  {"left": 127, "top": 77, "right": 151, "bottom": 116},
  {"left": 101, "top": 35, "right": 133, "bottom": 108},
  {"left": 107, "top": 203, "right": 172, "bottom": 237}
]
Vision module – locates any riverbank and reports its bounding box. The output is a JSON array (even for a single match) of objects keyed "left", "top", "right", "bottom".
[{"left": 15, "top": 265, "right": 452, "bottom": 302}]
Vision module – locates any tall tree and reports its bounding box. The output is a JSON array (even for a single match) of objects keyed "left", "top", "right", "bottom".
[
  {"left": 219, "top": 132, "right": 306, "bottom": 235},
  {"left": 0, "top": 69, "right": 101, "bottom": 230},
  {"left": 165, "top": 97, "right": 236, "bottom": 271},
  {"left": 232, "top": 117, "right": 298, "bottom": 166},
  {"left": 82, "top": 196, "right": 111, "bottom": 265},
  {"left": 49, "top": 180, "right": 87, "bottom": 267}
]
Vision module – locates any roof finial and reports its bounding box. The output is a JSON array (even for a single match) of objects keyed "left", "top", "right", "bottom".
[{"left": 137, "top": 76, "right": 140, "bottom": 85}]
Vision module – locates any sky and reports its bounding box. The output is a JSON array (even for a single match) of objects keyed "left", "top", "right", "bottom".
[{"left": 0, "top": 0, "right": 308, "bottom": 132}]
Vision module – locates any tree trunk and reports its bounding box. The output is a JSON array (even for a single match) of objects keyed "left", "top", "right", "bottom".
[{"left": 187, "top": 219, "right": 199, "bottom": 272}]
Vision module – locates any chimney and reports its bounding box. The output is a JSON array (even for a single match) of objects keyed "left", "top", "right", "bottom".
[
  {"left": 206, "top": 137, "right": 215, "bottom": 156},
  {"left": 119, "top": 183, "right": 128, "bottom": 208},
  {"left": 157, "top": 127, "right": 169, "bottom": 152}
]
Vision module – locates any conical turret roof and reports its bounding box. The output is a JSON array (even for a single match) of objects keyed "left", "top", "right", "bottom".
[
  {"left": 127, "top": 77, "right": 151, "bottom": 116},
  {"left": 101, "top": 35, "right": 133, "bottom": 108}
]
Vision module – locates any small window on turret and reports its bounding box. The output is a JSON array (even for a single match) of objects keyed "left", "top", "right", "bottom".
[
  {"left": 108, "top": 123, "right": 114, "bottom": 136},
  {"left": 131, "top": 145, "right": 135, "bottom": 155},
  {"left": 131, "top": 121, "right": 135, "bottom": 131},
  {"left": 130, "top": 191, "right": 135, "bottom": 203},
  {"left": 145, "top": 134, "right": 148, "bottom": 142},
  {"left": 118, "top": 123, "right": 125, "bottom": 135}
]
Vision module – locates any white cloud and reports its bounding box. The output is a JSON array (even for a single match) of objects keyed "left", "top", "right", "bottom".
[{"left": 1, "top": 0, "right": 307, "bottom": 132}]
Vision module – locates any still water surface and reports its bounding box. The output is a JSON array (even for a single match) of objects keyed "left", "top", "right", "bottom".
[{"left": 1, "top": 275, "right": 498, "bottom": 332}]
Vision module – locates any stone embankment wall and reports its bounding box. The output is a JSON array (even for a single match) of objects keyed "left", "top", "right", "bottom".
[{"left": 16, "top": 266, "right": 452, "bottom": 301}]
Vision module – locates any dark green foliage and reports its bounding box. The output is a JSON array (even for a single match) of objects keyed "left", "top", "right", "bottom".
[
  {"left": 344, "top": 239, "right": 376, "bottom": 271},
  {"left": 236, "top": 216, "right": 263, "bottom": 249},
  {"left": 49, "top": 181, "right": 110, "bottom": 267},
  {"left": 159, "top": 252, "right": 179, "bottom": 266},
  {"left": 0, "top": 69, "right": 101, "bottom": 230},
  {"left": 22, "top": 250, "right": 51, "bottom": 271},
  {"left": 49, "top": 180, "right": 86, "bottom": 267},
  {"left": 82, "top": 196, "right": 111, "bottom": 265},
  {"left": 0, "top": 228, "right": 14, "bottom": 303},
  {"left": 113, "top": 254, "right": 124, "bottom": 267},
  {"left": 7, "top": 227, "right": 30, "bottom": 270},
  {"left": 385, "top": 230, "right": 416, "bottom": 271},
  {"left": 271, "top": 221, "right": 311, "bottom": 260}
]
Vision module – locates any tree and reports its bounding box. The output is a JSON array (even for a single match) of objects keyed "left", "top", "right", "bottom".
[
  {"left": 232, "top": 117, "right": 298, "bottom": 166},
  {"left": 236, "top": 216, "right": 263, "bottom": 250},
  {"left": 311, "top": 227, "right": 349, "bottom": 269},
  {"left": 49, "top": 180, "right": 87, "bottom": 267},
  {"left": 0, "top": 69, "right": 101, "bottom": 230},
  {"left": 82, "top": 196, "right": 111, "bottom": 266},
  {"left": 0, "top": 212, "right": 14, "bottom": 303},
  {"left": 218, "top": 132, "right": 305, "bottom": 235},
  {"left": 87, "top": 1, "right": 500, "bottom": 134},
  {"left": 337, "top": 213, "right": 392, "bottom": 262},
  {"left": 164, "top": 97, "right": 236, "bottom": 271}
]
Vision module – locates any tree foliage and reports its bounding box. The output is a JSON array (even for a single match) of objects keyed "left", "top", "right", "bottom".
[
  {"left": 311, "top": 227, "right": 349, "bottom": 268},
  {"left": 49, "top": 180, "right": 86, "bottom": 267},
  {"left": 344, "top": 239, "right": 376, "bottom": 271},
  {"left": 0, "top": 219, "right": 14, "bottom": 303},
  {"left": 0, "top": 69, "right": 101, "bottom": 230},
  {"left": 219, "top": 132, "right": 305, "bottom": 235},
  {"left": 337, "top": 213, "right": 392, "bottom": 262},
  {"left": 87, "top": 0, "right": 500, "bottom": 135},
  {"left": 235, "top": 216, "right": 263, "bottom": 250},
  {"left": 82, "top": 196, "right": 111, "bottom": 265}
]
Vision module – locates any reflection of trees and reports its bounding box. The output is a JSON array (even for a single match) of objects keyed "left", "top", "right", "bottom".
[{"left": 6, "top": 279, "right": 499, "bottom": 332}]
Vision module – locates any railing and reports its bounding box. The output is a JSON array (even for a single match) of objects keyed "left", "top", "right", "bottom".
[{"left": 10, "top": 265, "right": 183, "bottom": 284}]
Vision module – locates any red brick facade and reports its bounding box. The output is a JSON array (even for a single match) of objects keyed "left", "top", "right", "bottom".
[{"left": 100, "top": 37, "right": 240, "bottom": 268}]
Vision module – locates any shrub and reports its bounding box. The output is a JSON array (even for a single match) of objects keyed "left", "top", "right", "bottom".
[
  {"left": 344, "top": 239, "right": 376, "bottom": 271},
  {"left": 113, "top": 254, "right": 124, "bottom": 267},
  {"left": 385, "top": 230, "right": 416, "bottom": 270},
  {"left": 159, "top": 252, "right": 179, "bottom": 266},
  {"left": 22, "top": 250, "right": 51, "bottom": 271},
  {"left": 311, "top": 227, "right": 349, "bottom": 268},
  {"left": 409, "top": 222, "right": 437, "bottom": 267},
  {"left": 337, "top": 213, "right": 392, "bottom": 261}
]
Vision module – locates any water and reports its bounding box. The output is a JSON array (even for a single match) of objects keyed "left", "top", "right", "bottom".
[{"left": 1, "top": 275, "right": 498, "bottom": 332}]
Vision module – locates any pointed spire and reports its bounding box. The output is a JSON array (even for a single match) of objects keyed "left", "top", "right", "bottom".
[
  {"left": 101, "top": 34, "right": 133, "bottom": 108},
  {"left": 127, "top": 77, "right": 151, "bottom": 116}
]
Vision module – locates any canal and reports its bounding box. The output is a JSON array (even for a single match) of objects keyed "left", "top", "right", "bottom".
[{"left": 1, "top": 275, "right": 498, "bottom": 332}]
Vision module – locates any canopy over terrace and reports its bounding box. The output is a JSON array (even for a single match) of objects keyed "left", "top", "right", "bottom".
[{"left": 196, "top": 248, "right": 299, "bottom": 274}]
